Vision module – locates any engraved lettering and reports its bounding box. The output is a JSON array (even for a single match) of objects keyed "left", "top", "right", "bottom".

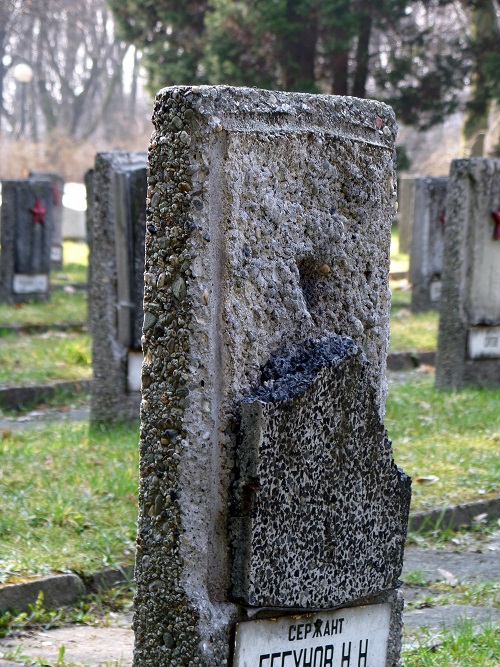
[
  {"left": 293, "top": 649, "right": 303, "bottom": 667},
  {"left": 303, "top": 647, "right": 313, "bottom": 667},
  {"left": 260, "top": 655, "right": 270, "bottom": 667},
  {"left": 313, "top": 620, "right": 323, "bottom": 638},
  {"left": 313, "top": 646, "right": 324, "bottom": 667},
  {"left": 304, "top": 623, "right": 312, "bottom": 639},
  {"left": 358, "top": 639, "right": 368, "bottom": 667},
  {"left": 282, "top": 650, "right": 292, "bottom": 667},
  {"left": 324, "top": 645, "right": 334, "bottom": 667},
  {"left": 297, "top": 625, "right": 304, "bottom": 640},
  {"left": 271, "top": 652, "right": 281, "bottom": 667},
  {"left": 289, "top": 626, "right": 296, "bottom": 641},
  {"left": 341, "top": 641, "right": 352, "bottom": 667}
]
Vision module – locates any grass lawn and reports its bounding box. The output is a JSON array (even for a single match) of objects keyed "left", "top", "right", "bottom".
[
  {"left": 390, "top": 227, "right": 409, "bottom": 275},
  {"left": 50, "top": 241, "right": 88, "bottom": 285},
  {"left": 0, "top": 241, "right": 88, "bottom": 327},
  {"left": 403, "top": 621, "right": 499, "bottom": 667},
  {"left": 386, "top": 375, "right": 500, "bottom": 512},
  {"left": 0, "top": 290, "right": 87, "bottom": 328},
  {"left": 0, "top": 331, "right": 91, "bottom": 387},
  {"left": 0, "top": 422, "right": 138, "bottom": 584}
]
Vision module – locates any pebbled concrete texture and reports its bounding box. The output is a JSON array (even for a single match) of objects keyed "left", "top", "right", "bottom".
[
  {"left": 135, "top": 84, "right": 399, "bottom": 667},
  {"left": 436, "top": 158, "right": 500, "bottom": 388}
]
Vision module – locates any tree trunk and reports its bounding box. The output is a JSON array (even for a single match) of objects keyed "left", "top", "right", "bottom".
[
  {"left": 462, "top": 0, "right": 500, "bottom": 156},
  {"left": 352, "top": 8, "right": 372, "bottom": 98}
]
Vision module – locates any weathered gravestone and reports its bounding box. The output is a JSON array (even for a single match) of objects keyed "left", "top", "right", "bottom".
[
  {"left": 409, "top": 177, "right": 448, "bottom": 312},
  {"left": 396, "top": 176, "right": 415, "bottom": 255},
  {"left": 87, "top": 151, "right": 147, "bottom": 423},
  {"left": 436, "top": 158, "right": 500, "bottom": 388},
  {"left": 30, "top": 171, "right": 65, "bottom": 269},
  {"left": 0, "top": 177, "right": 53, "bottom": 303},
  {"left": 134, "top": 86, "right": 411, "bottom": 667}
]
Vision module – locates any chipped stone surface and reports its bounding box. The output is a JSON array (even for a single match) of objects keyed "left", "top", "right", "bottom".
[
  {"left": 436, "top": 158, "right": 500, "bottom": 388},
  {"left": 0, "top": 177, "right": 54, "bottom": 303},
  {"left": 232, "top": 336, "right": 411, "bottom": 609},
  {"left": 409, "top": 177, "right": 448, "bottom": 312},
  {"left": 135, "top": 85, "right": 401, "bottom": 667},
  {"left": 87, "top": 152, "right": 147, "bottom": 423}
]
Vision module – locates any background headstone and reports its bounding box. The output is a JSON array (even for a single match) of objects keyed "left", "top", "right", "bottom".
[
  {"left": 134, "top": 85, "right": 410, "bottom": 667},
  {"left": 0, "top": 177, "right": 54, "bottom": 303},
  {"left": 30, "top": 171, "right": 65, "bottom": 269},
  {"left": 409, "top": 177, "right": 448, "bottom": 312},
  {"left": 397, "top": 176, "right": 415, "bottom": 255},
  {"left": 87, "top": 151, "right": 147, "bottom": 423},
  {"left": 436, "top": 158, "right": 500, "bottom": 388}
]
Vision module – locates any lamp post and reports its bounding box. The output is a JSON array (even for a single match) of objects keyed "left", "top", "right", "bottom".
[{"left": 13, "top": 62, "right": 33, "bottom": 138}]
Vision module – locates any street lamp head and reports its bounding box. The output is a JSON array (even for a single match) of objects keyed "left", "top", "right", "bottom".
[{"left": 14, "top": 63, "right": 33, "bottom": 84}]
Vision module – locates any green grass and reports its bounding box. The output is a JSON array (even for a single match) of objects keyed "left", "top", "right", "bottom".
[
  {"left": 403, "top": 621, "right": 499, "bottom": 666},
  {"left": 0, "top": 290, "right": 87, "bottom": 327},
  {"left": 390, "top": 227, "right": 409, "bottom": 274},
  {"left": 0, "top": 331, "right": 91, "bottom": 387},
  {"left": 51, "top": 241, "right": 88, "bottom": 285},
  {"left": 387, "top": 376, "right": 500, "bottom": 512},
  {"left": 388, "top": 228, "right": 439, "bottom": 353},
  {"left": 389, "top": 305, "right": 439, "bottom": 352},
  {"left": 0, "top": 422, "right": 138, "bottom": 583},
  {"left": 0, "top": 241, "right": 88, "bottom": 327}
]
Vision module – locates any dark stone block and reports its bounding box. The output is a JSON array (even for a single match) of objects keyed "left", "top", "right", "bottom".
[{"left": 232, "top": 335, "right": 411, "bottom": 608}]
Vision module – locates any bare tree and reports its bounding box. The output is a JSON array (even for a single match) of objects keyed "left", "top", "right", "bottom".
[{"left": 1, "top": 0, "right": 130, "bottom": 141}]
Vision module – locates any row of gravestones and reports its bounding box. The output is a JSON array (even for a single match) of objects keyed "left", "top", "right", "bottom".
[
  {"left": 85, "top": 154, "right": 500, "bottom": 426},
  {"left": 397, "top": 165, "right": 500, "bottom": 386},
  {"left": 86, "top": 88, "right": 497, "bottom": 666},
  {"left": 0, "top": 86, "right": 498, "bottom": 666},
  {"left": 0, "top": 173, "right": 65, "bottom": 303}
]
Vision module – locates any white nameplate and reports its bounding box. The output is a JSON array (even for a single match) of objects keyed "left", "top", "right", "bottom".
[
  {"left": 468, "top": 326, "right": 500, "bottom": 360},
  {"left": 127, "top": 350, "right": 143, "bottom": 392},
  {"left": 429, "top": 280, "right": 442, "bottom": 303},
  {"left": 51, "top": 245, "right": 63, "bottom": 262},
  {"left": 233, "top": 603, "right": 391, "bottom": 667},
  {"left": 13, "top": 274, "right": 49, "bottom": 294}
]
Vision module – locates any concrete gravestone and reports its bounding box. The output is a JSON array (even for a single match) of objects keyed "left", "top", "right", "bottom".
[
  {"left": 30, "top": 171, "right": 65, "bottom": 269},
  {"left": 396, "top": 176, "right": 415, "bottom": 256},
  {"left": 436, "top": 158, "right": 500, "bottom": 387},
  {"left": 87, "top": 151, "right": 147, "bottom": 423},
  {"left": 409, "top": 177, "right": 448, "bottom": 312},
  {"left": 0, "top": 177, "right": 54, "bottom": 303},
  {"left": 134, "top": 86, "right": 411, "bottom": 667}
]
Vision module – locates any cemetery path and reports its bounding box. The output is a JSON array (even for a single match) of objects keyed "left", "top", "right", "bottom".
[{"left": 1, "top": 544, "right": 498, "bottom": 665}]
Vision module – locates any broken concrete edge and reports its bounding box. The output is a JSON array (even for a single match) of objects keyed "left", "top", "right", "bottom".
[
  {"left": 0, "top": 379, "right": 92, "bottom": 411},
  {"left": 408, "top": 496, "right": 500, "bottom": 533},
  {"left": 0, "top": 566, "right": 134, "bottom": 614},
  {"left": 1, "top": 497, "right": 497, "bottom": 615}
]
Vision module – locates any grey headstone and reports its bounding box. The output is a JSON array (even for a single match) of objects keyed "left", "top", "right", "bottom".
[
  {"left": 30, "top": 171, "right": 65, "bottom": 269},
  {"left": 134, "top": 86, "right": 408, "bottom": 667},
  {"left": 87, "top": 152, "right": 147, "bottom": 423},
  {"left": 436, "top": 158, "right": 500, "bottom": 387},
  {"left": 409, "top": 177, "right": 448, "bottom": 312},
  {"left": 0, "top": 177, "right": 53, "bottom": 303},
  {"left": 397, "top": 176, "right": 415, "bottom": 255}
]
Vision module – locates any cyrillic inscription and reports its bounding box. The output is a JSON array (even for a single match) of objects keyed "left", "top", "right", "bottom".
[{"left": 233, "top": 604, "right": 390, "bottom": 667}]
